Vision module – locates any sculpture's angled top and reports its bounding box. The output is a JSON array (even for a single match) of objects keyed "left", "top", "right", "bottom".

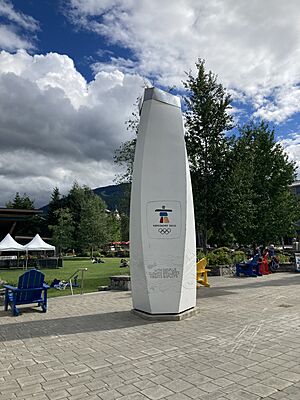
[{"left": 139, "top": 87, "right": 181, "bottom": 114}]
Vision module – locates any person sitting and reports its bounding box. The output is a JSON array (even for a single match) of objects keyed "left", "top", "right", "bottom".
[
  {"left": 92, "top": 257, "right": 105, "bottom": 263},
  {"left": 120, "top": 259, "right": 129, "bottom": 268},
  {"left": 236, "top": 253, "right": 261, "bottom": 277}
]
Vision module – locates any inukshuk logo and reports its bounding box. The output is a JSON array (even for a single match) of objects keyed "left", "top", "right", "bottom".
[{"left": 155, "top": 205, "right": 172, "bottom": 235}]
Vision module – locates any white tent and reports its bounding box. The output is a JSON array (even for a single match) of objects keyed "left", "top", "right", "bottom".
[
  {"left": 24, "top": 234, "right": 56, "bottom": 269},
  {"left": 0, "top": 233, "right": 25, "bottom": 252},
  {"left": 24, "top": 234, "right": 55, "bottom": 251}
]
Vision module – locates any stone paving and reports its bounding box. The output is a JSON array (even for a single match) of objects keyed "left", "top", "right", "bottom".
[{"left": 0, "top": 272, "right": 300, "bottom": 400}]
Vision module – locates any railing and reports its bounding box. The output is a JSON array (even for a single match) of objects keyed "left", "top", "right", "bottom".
[{"left": 66, "top": 268, "right": 88, "bottom": 295}]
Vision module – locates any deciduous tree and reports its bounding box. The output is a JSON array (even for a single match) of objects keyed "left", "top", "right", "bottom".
[
  {"left": 77, "top": 195, "right": 108, "bottom": 256},
  {"left": 49, "top": 208, "right": 74, "bottom": 255}
]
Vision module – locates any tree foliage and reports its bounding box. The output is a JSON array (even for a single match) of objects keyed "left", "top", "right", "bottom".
[
  {"left": 77, "top": 195, "right": 108, "bottom": 255},
  {"left": 49, "top": 208, "right": 74, "bottom": 255},
  {"left": 183, "top": 59, "right": 234, "bottom": 250},
  {"left": 114, "top": 108, "right": 139, "bottom": 184},
  {"left": 5, "top": 192, "right": 44, "bottom": 236},
  {"left": 46, "top": 182, "right": 121, "bottom": 254},
  {"left": 112, "top": 58, "right": 299, "bottom": 248},
  {"left": 46, "top": 187, "right": 61, "bottom": 229},
  {"left": 6, "top": 192, "right": 35, "bottom": 209},
  {"left": 228, "top": 122, "right": 298, "bottom": 246}
]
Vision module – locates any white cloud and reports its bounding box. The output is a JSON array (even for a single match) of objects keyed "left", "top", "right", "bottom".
[
  {"left": 0, "top": 0, "right": 39, "bottom": 31},
  {"left": 0, "top": 50, "right": 147, "bottom": 206},
  {"left": 0, "top": 25, "right": 34, "bottom": 51},
  {"left": 280, "top": 133, "right": 300, "bottom": 177},
  {"left": 0, "top": 1, "right": 38, "bottom": 51},
  {"left": 67, "top": 0, "right": 300, "bottom": 123}
]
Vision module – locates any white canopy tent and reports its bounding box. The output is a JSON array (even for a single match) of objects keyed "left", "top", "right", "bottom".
[
  {"left": 0, "top": 233, "right": 25, "bottom": 252},
  {"left": 0, "top": 233, "right": 26, "bottom": 268},
  {"left": 24, "top": 234, "right": 55, "bottom": 252},
  {"left": 24, "top": 234, "right": 56, "bottom": 269}
]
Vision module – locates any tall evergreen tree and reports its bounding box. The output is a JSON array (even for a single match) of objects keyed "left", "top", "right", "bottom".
[
  {"left": 6, "top": 192, "right": 42, "bottom": 236},
  {"left": 183, "top": 59, "right": 234, "bottom": 251},
  {"left": 229, "top": 121, "right": 298, "bottom": 246},
  {"left": 6, "top": 192, "right": 35, "bottom": 209},
  {"left": 63, "top": 182, "right": 94, "bottom": 248},
  {"left": 46, "top": 187, "right": 61, "bottom": 229}
]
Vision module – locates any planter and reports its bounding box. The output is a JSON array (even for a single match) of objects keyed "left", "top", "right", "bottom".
[
  {"left": 276, "top": 262, "right": 296, "bottom": 273},
  {"left": 109, "top": 275, "right": 131, "bottom": 291},
  {"left": 219, "top": 265, "right": 236, "bottom": 276},
  {"left": 207, "top": 265, "right": 236, "bottom": 276}
]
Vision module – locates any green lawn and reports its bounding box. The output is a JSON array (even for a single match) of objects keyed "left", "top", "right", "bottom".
[{"left": 0, "top": 258, "right": 130, "bottom": 297}]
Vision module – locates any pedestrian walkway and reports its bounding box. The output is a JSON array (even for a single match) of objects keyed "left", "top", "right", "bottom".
[{"left": 0, "top": 273, "right": 300, "bottom": 399}]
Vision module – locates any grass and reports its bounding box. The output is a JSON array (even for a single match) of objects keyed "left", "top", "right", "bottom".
[{"left": 0, "top": 258, "right": 130, "bottom": 298}]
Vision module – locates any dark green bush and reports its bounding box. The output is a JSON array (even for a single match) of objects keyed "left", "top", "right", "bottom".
[
  {"left": 231, "top": 251, "right": 246, "bottom": 264},
  {"left": 197, "top": 247, "right": 246, "bottom": 266}
]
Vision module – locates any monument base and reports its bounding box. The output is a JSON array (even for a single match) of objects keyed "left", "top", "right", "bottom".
[{"left": 131, "top": 307, "right": 199, "bottom": 321}]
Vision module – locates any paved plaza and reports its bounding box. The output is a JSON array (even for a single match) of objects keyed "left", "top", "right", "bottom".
[{"left": 1, "top": 272, "right": 300, "bottom": 400}]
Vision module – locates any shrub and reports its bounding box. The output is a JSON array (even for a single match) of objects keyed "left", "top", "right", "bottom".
[
  {"left": 231, "top": 251, "right": 246, "bottom": 264},
  {"left": 197, "top": 248, "right": 246, "bottom": 266},
  {"left": 197, "top": 249, "right": 205, "bottom": 260},
  {"left": 207, "top": 247, "right": 232, "bottom": 265}
]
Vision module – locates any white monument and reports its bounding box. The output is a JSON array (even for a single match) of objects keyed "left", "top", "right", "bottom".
[{"left": 130, "top": 87, "right": 196, "bottom": 318}]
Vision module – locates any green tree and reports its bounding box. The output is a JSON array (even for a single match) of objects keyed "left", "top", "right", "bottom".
[
  {"left": 63, "top": 182, "right": 95, "bottom": 248},
  {"left": 77, "top": 195, "right": 108, "bottom": 256},
  {"left": 6, "top": 192, "right": 35, "bottom": 209},
  {"left": 46, "top": 187, "right": 61, "bottom": 229},
  {"left": 5, "top": 192, "right": 43, "bottom": 236},
  {"left": 120, "top": 213, "right": 130, "bottom": 241},
  {"left": 106, "top": 211, "right": 121, "bottom": 242},
  {"left": 114, "top": 105, "right": 139, "bottom": 184},
  {"left": 114, "top": 139, "right": 137, "bottom": 184},
  {"left": 183, "top": 59, "right": 234, "bottom": 251},
  {"left": 228, "top": 121, "right": 298, "bottom": 246},
  {"left": 49, "top": 208, "right": 74, "bottom": 255}
]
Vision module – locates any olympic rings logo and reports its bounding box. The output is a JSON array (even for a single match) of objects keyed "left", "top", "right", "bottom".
[{"left": 158, "top": 228, "right": 171, "bottom": 235}]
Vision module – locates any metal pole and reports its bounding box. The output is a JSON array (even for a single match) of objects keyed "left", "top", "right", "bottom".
[{"left": 81, "top": 269, "right": 84, "bottom": 295}]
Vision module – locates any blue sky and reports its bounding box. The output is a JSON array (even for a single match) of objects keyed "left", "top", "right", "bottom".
[{"left": 0, "top": 0, "right": 300, "bottom": 206}]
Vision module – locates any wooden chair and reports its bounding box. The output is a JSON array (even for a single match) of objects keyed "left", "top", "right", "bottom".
[
  {"left": 236, "top": 254, "right": 261, "bottom": 277},
  {"left": 259, "top": 252, "right": 270, "bottom": 275},
  {"left": 4, "top": 269, "right": 49, "bottom": 316},
  {"left": 197, "top": 257, "right": 211, "bottom": 288}
]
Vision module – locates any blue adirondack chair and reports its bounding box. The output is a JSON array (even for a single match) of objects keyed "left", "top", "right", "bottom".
[
  {"left": 236, "top": 254, "right": 261, "bottom": 277},
  {"left": 4, "top": 269, "right": 49, "bottom": 316}
]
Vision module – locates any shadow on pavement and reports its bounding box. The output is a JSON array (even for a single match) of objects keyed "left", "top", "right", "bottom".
[
  {"left": 197, "top": 288, "right": 236, "bottom": 298},
  {"left": 216, "top": 274, "right": 300, "bottom": 290},
  {"left": 197, "top": 274, "right": 300, "bottom": 299},
  {"left": 0, "top": 310, "right": 155, "bottom": 342}
]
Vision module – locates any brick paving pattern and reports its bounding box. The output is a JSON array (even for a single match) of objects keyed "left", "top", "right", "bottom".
[{"left": 0, "top": 272, "right": 300, "bottom": 399}]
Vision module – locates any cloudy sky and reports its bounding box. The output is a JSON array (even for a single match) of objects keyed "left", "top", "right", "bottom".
[{"left": 1, "top": 0, "right": 300, "bottom": 207}]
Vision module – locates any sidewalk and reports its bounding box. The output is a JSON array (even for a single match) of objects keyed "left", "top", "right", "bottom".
[{"left": 1, "top": 273, "right": 300, "bottom": 399}]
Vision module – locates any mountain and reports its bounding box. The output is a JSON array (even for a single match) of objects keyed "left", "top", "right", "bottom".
[
  {"left": 39, "top": 183, "right": 130, "bottom": 214},
  {"left": 93, "top": 183, "right": 130, "bottom": 212}
]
